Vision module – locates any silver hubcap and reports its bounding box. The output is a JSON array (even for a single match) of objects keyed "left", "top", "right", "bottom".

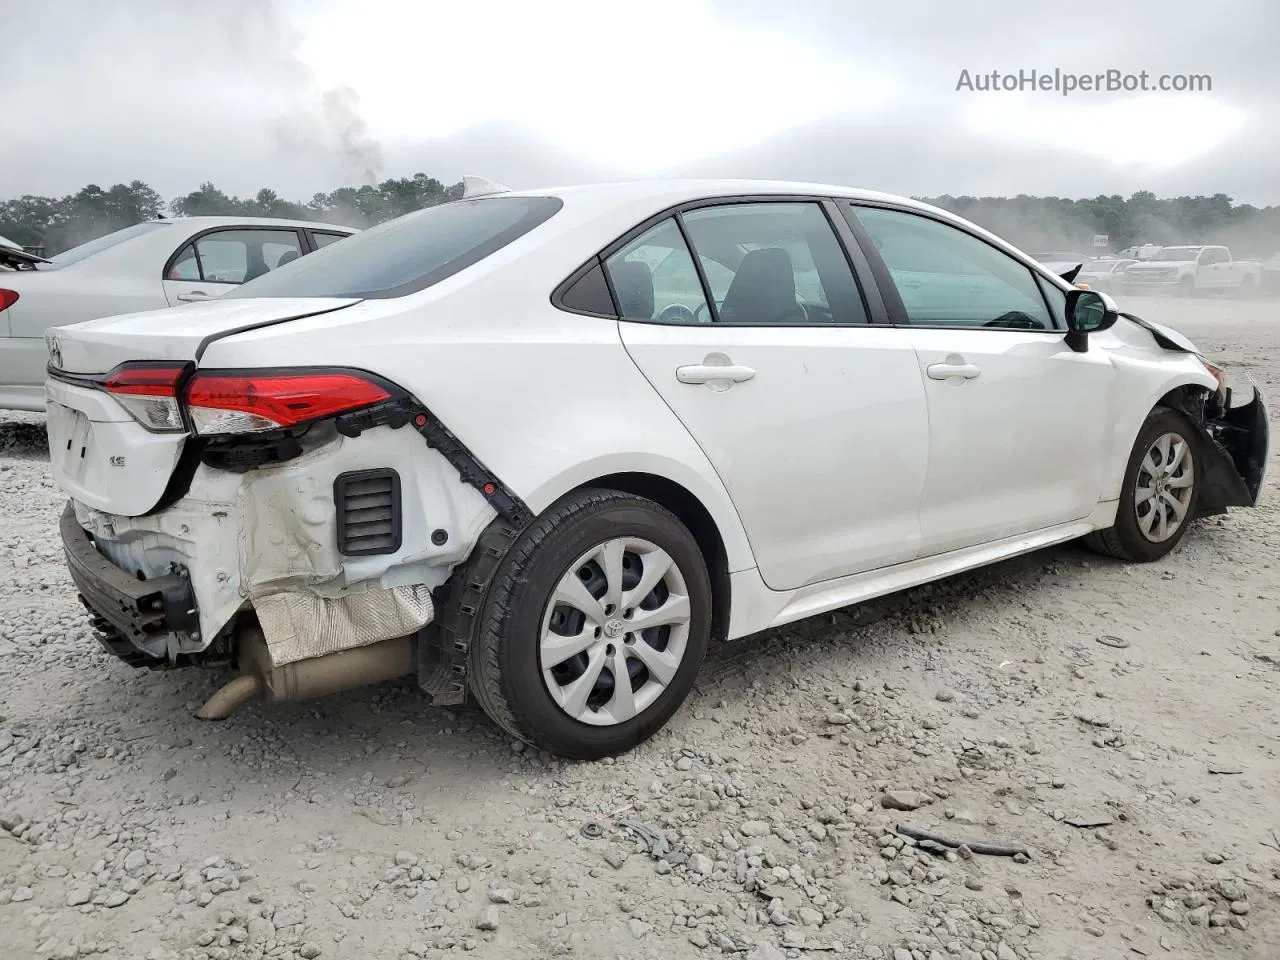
[
  {"left": 1135, "top": 432, "right": 1194, "bottom": 543},
  {"left": 539, "top": 537, "right": 691, "bottom": 726}
]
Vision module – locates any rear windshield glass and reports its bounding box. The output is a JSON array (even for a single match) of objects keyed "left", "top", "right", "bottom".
[
  {"left": 49, "top": 220, "right": 170, "bottom": 266},
  {"left": 227, "top": 196, "right": 563, "bottom": 300}
]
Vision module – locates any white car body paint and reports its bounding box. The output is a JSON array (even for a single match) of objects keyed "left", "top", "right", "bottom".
[
  {"left": 1, "top": 217, "right": 356, "bottom": 411},
  {"left": 42, "top": 179, "right": 1255, "bottom": 671}
]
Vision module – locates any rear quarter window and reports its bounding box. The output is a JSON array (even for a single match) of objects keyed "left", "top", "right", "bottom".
[{"left": 227, "top": 197, "right": 563, "bottom": 300}]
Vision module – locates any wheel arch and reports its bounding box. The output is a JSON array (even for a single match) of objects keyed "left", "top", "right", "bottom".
[
  {"left": 1101, "top": 370, "right": 1217, "bottom": 502},
  {"left": 574, "top": 471, "right": 733, "bottom": 643}
]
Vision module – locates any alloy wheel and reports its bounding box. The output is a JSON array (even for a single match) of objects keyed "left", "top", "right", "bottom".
[
  {"left": 1134, "top": 432, "right": 1195, "bottom": 543},
  {"left": 539, "top": 537, "right": 691, "bottom": 726}
]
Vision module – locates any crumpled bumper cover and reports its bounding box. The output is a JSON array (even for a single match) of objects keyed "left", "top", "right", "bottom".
[
  {"left": 60, "top": 503, "right": 199, "bottom": 664},
  {"left": 1197, "top": 381, "right": 1269, "bottom": 513}
]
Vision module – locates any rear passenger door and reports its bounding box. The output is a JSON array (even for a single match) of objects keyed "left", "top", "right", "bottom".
[
  {"left": 162, "top": 227, "right": 306, "bottom": 306},
  {"left": 602, "top": 198, "right": 931, "bottom": 591}
]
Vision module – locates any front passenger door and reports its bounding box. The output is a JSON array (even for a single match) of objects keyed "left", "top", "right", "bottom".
[{"left": 845, "top": 204, "right": 1117, "bottom": 557}]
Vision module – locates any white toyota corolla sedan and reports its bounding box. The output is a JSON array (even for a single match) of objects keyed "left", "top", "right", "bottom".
[{"left": 44, "top": 178, "right": 1269, "bottom": 760}]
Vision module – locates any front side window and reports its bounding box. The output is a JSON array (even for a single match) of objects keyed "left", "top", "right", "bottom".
[
  {"left": 603, "top": 218, "right": 711, "bottom": 324},
  {"left": 228, "top": 197, "right": 562, "bottom": 300},
  {"left": 850, "top": 205, "right": 1056, "bottom": 330},
  {"left": 188, "top": 229, "right": 305, "bottom": 284},
  {"left": 680, "top": 202, "right": 868, "bottom": 324}
]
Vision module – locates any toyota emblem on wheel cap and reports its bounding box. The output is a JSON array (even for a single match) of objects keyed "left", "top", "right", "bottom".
[{"left": 46, "top": 335, "right": 62, "bottom": 369}]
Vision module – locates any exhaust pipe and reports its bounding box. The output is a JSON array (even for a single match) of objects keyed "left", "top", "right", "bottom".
[{"left": 194, "top": 624, "right": 416, "bottom": 721}]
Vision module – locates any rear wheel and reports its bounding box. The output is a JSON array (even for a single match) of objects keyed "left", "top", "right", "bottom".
[
  {"left": 1178, "top": 275, "right": 1196, "bottom": 298},
  {"left": 468, "top": 489, "right": 711, "bottom": 760},
  {"left": 1083, "top": 408, "right": 1200, "bottom": 562},
  {"left": 1238, "top": 275, "right": 1255, "bottom": 299}
]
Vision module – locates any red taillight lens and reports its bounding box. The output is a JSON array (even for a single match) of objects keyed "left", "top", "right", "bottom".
[
  {"left": 0, "top": 289, "right": 18, "bottom": 311},
  {"left": 102, "top": 362, "right": 189, "bottom": 432},
  {"left": 184, "top": 371, "right": 393, "bottom": 436}
]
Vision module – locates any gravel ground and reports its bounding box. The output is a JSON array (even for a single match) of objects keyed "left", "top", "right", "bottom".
[{"left": 2, "top": 296, "right": 1278, "bottom": 960}]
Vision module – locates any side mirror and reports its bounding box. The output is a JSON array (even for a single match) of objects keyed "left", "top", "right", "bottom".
[{"left": 1064, "top": 288, "right": 1118, "bottom": 353}]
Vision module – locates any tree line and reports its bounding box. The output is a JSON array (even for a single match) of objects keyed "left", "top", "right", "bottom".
[
  {"left": 3, "top": 177, "right": 1279, "bottom": 259},
  {"left": 0, "top": 175, "right": 464, "bottom": 255}
]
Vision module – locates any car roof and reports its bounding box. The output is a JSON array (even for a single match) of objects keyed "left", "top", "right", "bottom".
[
  {"left": 497, "top": 178, "right": 935, "bottom": 210},
  {"left": 150, "top": 215, "right": 357, "bottom": 233},
  {"left": 450, "top": 178, "right": 1080, "bottom": 295}
]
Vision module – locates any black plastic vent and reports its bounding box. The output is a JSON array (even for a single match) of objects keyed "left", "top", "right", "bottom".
[{"left": 334, "top": 468, "right": 402, "bottom": 556}]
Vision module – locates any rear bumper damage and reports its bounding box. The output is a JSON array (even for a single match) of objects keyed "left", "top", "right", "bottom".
[
  {"left": 1195, "top": 381, "right": 1270, "bottom": 515},
  {"left": 59, "top": 422, "right": 498, "bottom": 672}
]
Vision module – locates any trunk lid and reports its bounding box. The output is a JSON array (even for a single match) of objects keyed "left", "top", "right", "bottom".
[
  {"left": 48, "top": 296, "right": 361, "bottom": 374},
  {"left": 46, "top": 297, "right": 360, "bottom": 517}
]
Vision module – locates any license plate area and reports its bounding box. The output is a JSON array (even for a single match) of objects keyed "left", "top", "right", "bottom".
[
  {"left": 47, "top": 402, "right": 94, "bottom": 485},
  {"left": 44, "top": 385, "right": 189, "bottom": 518}
]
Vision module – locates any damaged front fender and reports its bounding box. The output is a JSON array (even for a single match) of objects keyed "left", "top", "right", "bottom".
[{"left": 1194, "top": 381, "right": 1270, "bottom": 515}]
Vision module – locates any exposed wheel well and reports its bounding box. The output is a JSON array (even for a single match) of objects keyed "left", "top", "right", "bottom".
[
  {"left": 1153, "top": 384, "right": 1211, "bottom": 421},
  {"left": 578, "top": 473, "right": 731, "bottom": 644}
]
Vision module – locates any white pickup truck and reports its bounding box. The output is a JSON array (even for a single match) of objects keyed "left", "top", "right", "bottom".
[{"left": 1121, "top": 245, "right": 1263, "bottom": 297}]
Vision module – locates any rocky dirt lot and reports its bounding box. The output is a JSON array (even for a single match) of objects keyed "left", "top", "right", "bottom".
[{"left": 1, "top": 297, "right": 1278, "bottom": 960}]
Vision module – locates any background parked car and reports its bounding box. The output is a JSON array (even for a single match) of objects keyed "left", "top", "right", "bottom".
[
  {"left": 0, "top": 216, "right": 357, "bottom": 410},
  {"left": 1075, "top": 257, "right": 1138, "bottom": 293}
]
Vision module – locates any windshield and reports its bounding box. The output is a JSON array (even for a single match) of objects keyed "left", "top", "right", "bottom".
[
  {"left": 1148, "top": 247, "right": 1200, "bottom": 261},
  {"left": 228, "top": 196, "right": 563, "bottom": 300},
  {"left": 49, "top": 220, "right": 170, "bottom": 266},
  {"left": 1084, "top": 259, "right": 1117, "bottom": 272}
]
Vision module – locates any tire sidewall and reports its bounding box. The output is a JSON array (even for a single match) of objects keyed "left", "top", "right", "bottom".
[
  {"left": 487, "top": 497, "right": 711, "bottom": 757},
  {"left": 1113, "top": 410, "right": 1201, "bottom": 561}
]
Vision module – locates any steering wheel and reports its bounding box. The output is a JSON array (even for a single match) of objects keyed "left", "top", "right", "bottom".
[
  {"left": 781, "top": 300, "right": 811, "bottom": 323},
  {"left": 982, "top": 311, "right": 1045, "bottom": 330},
  {"left": 658, "top": 302, "right": 697, "bottom": 324}
]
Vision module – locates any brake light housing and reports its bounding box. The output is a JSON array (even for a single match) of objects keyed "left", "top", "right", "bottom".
[
  {"left": 0, "top": 289, "right": 18, "bottom": 311},
  {"left": 94, "top": 363, "right": 401, "bottom": 437},
  {"left": 102, "top": 362, "right": 190, "bottom": 432},
  {"left": 184, "top": 370, "right": 396, "bottom": 436}
]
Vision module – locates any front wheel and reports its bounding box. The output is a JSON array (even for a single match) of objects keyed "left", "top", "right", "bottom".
[
  {"left": 467, "top": 490, "right": 711, "bottom": 760},
  {"left": 1082, "top": 408, "right": 1200, "bottom": 562}
]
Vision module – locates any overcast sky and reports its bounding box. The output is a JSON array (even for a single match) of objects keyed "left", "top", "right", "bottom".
[{"left": 3, "top": 0, "right": 1277, "bottom": 204}]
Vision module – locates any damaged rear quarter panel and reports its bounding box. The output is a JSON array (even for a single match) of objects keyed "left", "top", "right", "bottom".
[
  {"left": 235, "top": 424, "right": 496, "bottom": 599},
  {"left": 82, "top": 424, "right": 496, "bottom": 657}
]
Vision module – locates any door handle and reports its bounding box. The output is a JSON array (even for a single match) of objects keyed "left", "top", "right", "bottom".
[
  {"left": 676, "top": 363, "right": 757, "bottom": 384},
  {"left": 926, "top": 362, "right": 981, "bottom": 381},
  {"left": 177, "top": 291, "right": 211, "bottom": 302}
]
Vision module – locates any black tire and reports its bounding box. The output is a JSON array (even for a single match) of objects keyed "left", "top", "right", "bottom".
[
  {"left": 1178, "top": 275, "right": 1195, "bottom": 298},
  {"left": 1082, "top": 407, "right": 1201, "bottom": 562},
  {"left": 467, "top": 489, "right": 711, "bottom": 760},
  {"left": 1238, "top": 275, "right": 1255, "bottom": 299}
]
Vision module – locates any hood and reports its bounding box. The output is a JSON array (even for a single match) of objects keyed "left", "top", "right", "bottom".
[
  {"left": 0, "top": 245, "right": 49, "bottom": 269},
  {"left": 1128, "top": 259, "right": 1191, "bottom": 269},
  {"left": 1118, "top": 311, "right": 1200, "bottom": 354},
  {"left": 1041, "top": 261, "right": 1083, "bottom": 282}
]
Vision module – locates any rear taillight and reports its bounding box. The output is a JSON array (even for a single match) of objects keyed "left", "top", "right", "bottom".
[
  {"left": 184, "top": 370, "right": 394, "bottom": 436},
  {"left": 0, "top": 289, "right": 18, "bottom": 311},
  {"left": 103, "top": 363, "right": 189, "bottom": 432}
]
